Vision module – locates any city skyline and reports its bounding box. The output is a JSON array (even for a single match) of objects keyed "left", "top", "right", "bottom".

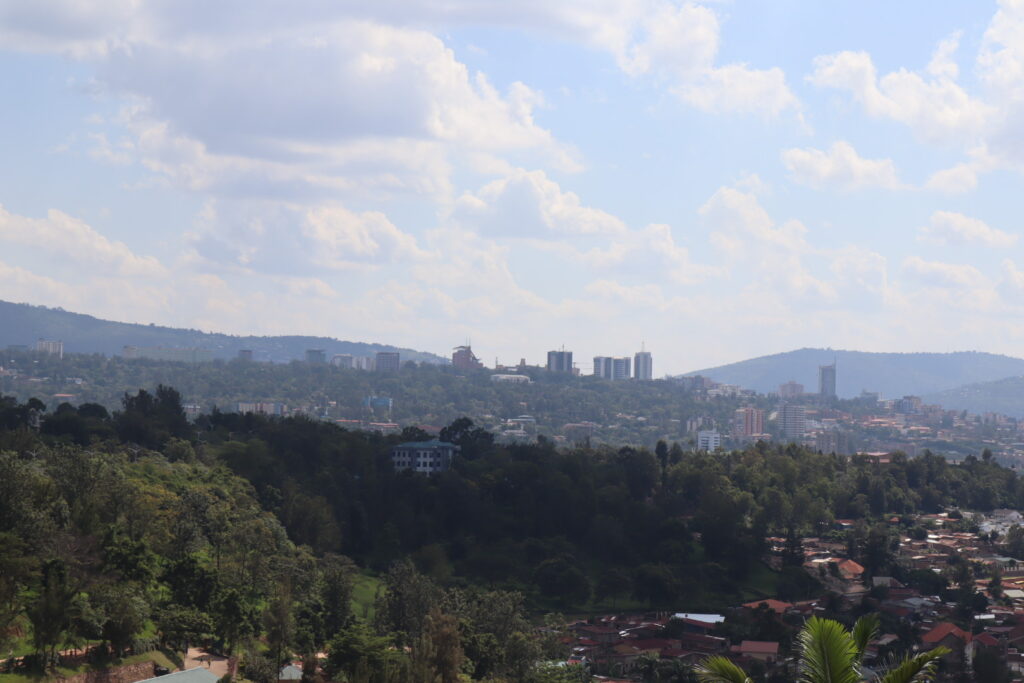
[{"left": 4, "top": 3, "right": 1024, "bottom": 375}]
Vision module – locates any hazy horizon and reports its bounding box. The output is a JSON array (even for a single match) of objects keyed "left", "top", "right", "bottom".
[{"left": 3, "top": 2, "right": 1024, "bottom": 375}]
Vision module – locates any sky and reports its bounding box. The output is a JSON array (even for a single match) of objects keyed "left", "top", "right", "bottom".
[{"left": 2, "top": 1, "right": 1024, "bottom": 375}]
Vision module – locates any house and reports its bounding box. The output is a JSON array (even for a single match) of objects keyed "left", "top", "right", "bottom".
[
  {"left": 837, "top": 559, "right": 865, "bottom": 581},
  {"left": 741, "top": 598, "right": 793, "bottom": 615},
  {"left": 136, "top": 669, "right": 220, "bottom": 683},
  {"left": 731, "top": 641, "right": 780, "bottom": 663},
  {"left": 390, "top": 440, "right": 460, "bottom": 474},
  {"left": 921, "top": 622, "right": 973, "bottom": 665},
  {"left": 278, "top": 664, "right": 302, "bottom": 682}
]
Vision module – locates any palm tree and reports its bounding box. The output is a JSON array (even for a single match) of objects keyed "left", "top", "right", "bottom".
[{"left": 695, "top": 614, "right": 949, "bottom": 683}]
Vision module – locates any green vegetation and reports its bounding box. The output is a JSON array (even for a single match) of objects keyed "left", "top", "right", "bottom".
[
  {"left": 696, "top": 615, "right": 947, "bottom": 683},
  {"left": 0, "top": 299, "right": 443, "bottom": 364},
  {"left": 3, "top": 385, "right": 1023, "bottom": 681},
  {"left": 1, "top": 350, "right": 747, "bottom": 446}
]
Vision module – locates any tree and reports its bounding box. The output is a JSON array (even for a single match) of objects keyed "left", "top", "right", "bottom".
[
  {"left": 26, "top": 559, "right": 76, "bottom": 667},
  {"left": 325, "top": 621, "right": 406, "bottom": 682},
  {"left": 410, "top": 609, "right": 463, "bottom": 683},
  {"left": 374, "top": 559, "right": 442, "bottom": 646},
  {"left": 264, "top": 585, "right": 296, "bottom": 666},
  {"left": 532, "top": 556, "right": 591, "bottom": 607},
  {"left": 595, "top": 568, "right": 631, "bottom": 607},
  {"left": 696, "top": 615, "right": 948, "bottom": 683}
]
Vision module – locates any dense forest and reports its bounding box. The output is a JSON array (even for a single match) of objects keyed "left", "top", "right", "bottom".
[{"left": 3, "top": 387, "right": 1024, "bottom": 681}]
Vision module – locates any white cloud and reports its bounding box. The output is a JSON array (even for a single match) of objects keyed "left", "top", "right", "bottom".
[
  {"left": 618, "top": 2, "right": 799, "bottom": 116},
  {"left": 808, "top": 48, "right": 993, "bottom": 144},
  {"left": 918, "top": 210, "right": 1017, "bottom": 248},
  {"left": 902, "top": 255, "right": 988, "bottom": 288},
  {"left": 781, "top": 141, "right": 902, "bottom": 190},
  {"left": 978, "top": 0, "right": 1024, "bottom": 98},
  {"left": 452, "top": 169, "right": 627, "bottom": 238},
  {"left": 187, "top": 200, "right": 427, "bottom": 274},
  {"left": 0, "top": 205, "right": 165, "bottom": 277}
]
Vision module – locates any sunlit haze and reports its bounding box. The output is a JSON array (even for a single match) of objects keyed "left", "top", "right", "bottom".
[{"left": 3, "top": 1, "right": 1024, "bottom": 374}]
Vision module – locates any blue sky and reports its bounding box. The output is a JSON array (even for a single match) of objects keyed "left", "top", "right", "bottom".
[{"left": 2, "top": 1, "right": 1024, "bottom": 375}]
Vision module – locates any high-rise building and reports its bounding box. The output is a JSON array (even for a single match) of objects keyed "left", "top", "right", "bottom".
[
  {"left": 697, "top": 430, "right": 721, "bottom": 451},
  {"left": 375, "top": 351, "right": 401, "bottom": 372},
  {"left": 779, "top": 381, "right": 804, "bottom": 399},
  {"left": 732, "top": 407, "right": 765, "bottom": 439},
  {"left": 779, "top": 403, "right": 807, "bottom": 440},
  {"left": 237, "top": 349, "right": 254, "bottom": 361},
  {"left": 452, "top": 345, "right": 483, "bottom": 370},
  {"left": 331, "top": 354, "right": 353, "bottom": 368},
  {"left": 816, "top": 429, "right": 850, "bottom": 455},
  {"left": 818, "top": 363, "right": 837, "bottom": 398},
  {"left": 634, "top": 350, "right": 652, "bottom": 380},
  {"left": 305, "top": 349, "right": 326, "bottom": 364},
  {"left": 35, "top": 339, "right": 63, "bottom": 359},
  {"left": 594, "top": 356, "right": 632, "bottom": 380},
  {"left": 547, "top": 349, "right": 573, "bottom": 373}
]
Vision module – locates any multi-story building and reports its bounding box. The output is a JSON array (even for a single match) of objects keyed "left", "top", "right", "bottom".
[
  {"left": 305, "top": 349, "right": 326, "bottom": 364},
  {"left": 895, "top": 396, "right": 923, "bottom": 415},
  {"left": 732, "top": 407, "right": 766, "bottom": 439},
  {"left": 331, "top": 354, "right": 354, "bottom": 368},
  {"left": 634, "top": 350, "right": 653, "bottom": 380},
  {"left": 697, "top": 430, "right": 721, "bottom": 451},
  {"left": 593, "top": 356, "right": 631, "bottom": 380},
  {"left": 547, "top": 349, "right": 573, "bottom": 373},
  {"left": 237, "top": 349, "right": 254, "bottom": 361},
  {"left": 779, "top": 381, "right": 804, "bottom": 399},
  {"left": 390, "top": 440, "right": 460, "bottom": 475},
  {"left": 816, "top": 429, "right": 851, "bottom": 455},
  {"left": 779, "top": 403, "right": 807, "bottom": 440},
  {"left": 375, "top": 351, "right": 401, "bottom": 372},
  {"left": 237, "top": 401, "right": 285, "bottom": 416},
  {"left": 35, "top": 339, "right": 63, "bottom": 358},
  {"left": 819, "top": 363, "right": 837, "bottom": 398},
  {"left": 452, "top": 345, "right": 483, "bottom": 370}
]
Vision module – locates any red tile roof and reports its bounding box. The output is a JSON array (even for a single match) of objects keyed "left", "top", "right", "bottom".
[
  {"left": 922, "top": 622, "right": 971, "bottom": 644},
  {"left": 742, "top": 598, "right": 793, "bottom": 614},
  {"left": 736, "top": 641, "right": 780, "bottom": 655}
]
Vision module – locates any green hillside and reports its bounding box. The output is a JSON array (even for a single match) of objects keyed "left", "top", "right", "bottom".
[
  {"left": 924, "top": 375, "right": 1024, "bottom": 418},
  {"left": 0, "top": 300, "right": 444, "bottom": 364},
  {"left": 686, "top": 347, "right": 1024, "bottom": 399}
]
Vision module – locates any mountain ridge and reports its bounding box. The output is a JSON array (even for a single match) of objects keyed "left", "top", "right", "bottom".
[
  {"left": 685, "top": 347, "right": 1024, "bottom": 399},
  {"left": 0, "top": 299, "right": 446, "bottom": 364}
]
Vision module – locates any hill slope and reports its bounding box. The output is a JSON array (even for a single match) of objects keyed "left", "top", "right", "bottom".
[
  {"left": 0, "top": 299, "right": 445, "bottom": 364},
  {"left": 685, "top": 348, "right": 1024, "bottom": 399},
  {"left": 923, "top": 376, "right": 1024, "bottom": 418}
]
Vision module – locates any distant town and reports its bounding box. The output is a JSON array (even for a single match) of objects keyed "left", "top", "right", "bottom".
[{"left": 3, "top": 337, "right": 1024, "bottom": 469}]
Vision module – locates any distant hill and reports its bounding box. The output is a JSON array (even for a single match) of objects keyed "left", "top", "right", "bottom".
[
  {"left": 923, "top": 376, "right": 1024, "bottom": 418},
  {"left": 685, "top": 348, "right": 1024, "bottom": 399},
  {"left": 0, "top": 300, "right": 446, "bottom": 364}
]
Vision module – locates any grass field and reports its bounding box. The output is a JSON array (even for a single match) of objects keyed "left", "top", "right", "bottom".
[
  {"left": 352, "top": 572, "right": 383, "bottom": 622},
  {"left": 0, "top": 650, "right": 176, "bottom": 683}
]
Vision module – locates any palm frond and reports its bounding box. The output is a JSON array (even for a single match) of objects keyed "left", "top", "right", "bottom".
[
  {"left": 851, "top": 613, "right": 880, "bottom": 663},
  {"left": 875, "top": 647, "right": 949, "bottom": 683},
  {"left": 797, "top": 616, "right": 861, "bottom": 683},
  {"left": 695, "top": 655, "right": 753, "bottom": 683}
]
